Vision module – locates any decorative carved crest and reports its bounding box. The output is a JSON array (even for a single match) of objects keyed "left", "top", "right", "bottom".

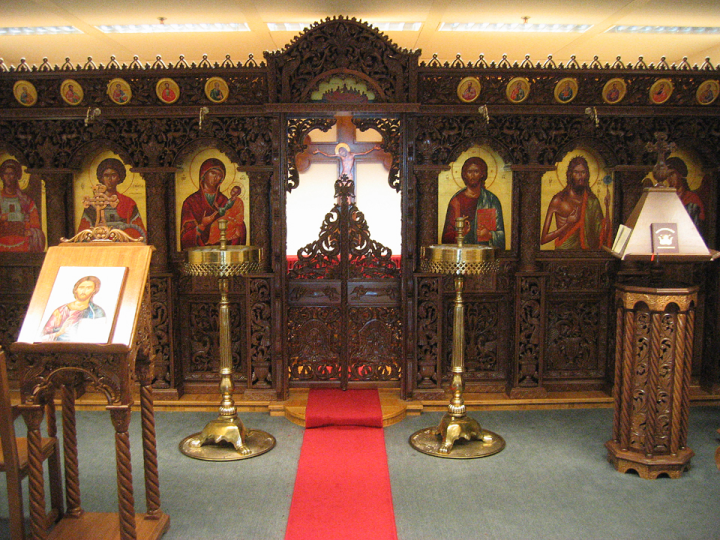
[{"left": 265, "top": 16, "right": 420, "bottom": 103}]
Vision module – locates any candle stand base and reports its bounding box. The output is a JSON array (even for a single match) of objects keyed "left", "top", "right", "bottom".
[
  {"left": 409, "top": 413, "right": 505, "bottom": 459},
  {"left": 179, "top": 415, "right": 275, "bottom": 461}
]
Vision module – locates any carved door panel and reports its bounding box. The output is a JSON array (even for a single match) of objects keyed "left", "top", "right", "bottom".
[{"left": 287, "top": 177, "right": 402, "bottom": 389}]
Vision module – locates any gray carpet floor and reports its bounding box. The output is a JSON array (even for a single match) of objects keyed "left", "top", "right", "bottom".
[{"left": 1, "top": 405, "right": 719, "bottom": 539}]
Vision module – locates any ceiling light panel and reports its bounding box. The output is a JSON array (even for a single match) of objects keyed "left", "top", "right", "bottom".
[
  {"left": 267, "top": 22, "right": 422, "bottom": 32},
  {"left": 439, "top": 22, "right": 591, "bottom": 33},
  {"left": 0, "top": 26, "right": 81, "bottom": 36},
  {"left": 97, "top": 23, "right": 249, "bottom": 34},
  {"left": 607, "top": 25, "right": 720, "bottom": 34}
]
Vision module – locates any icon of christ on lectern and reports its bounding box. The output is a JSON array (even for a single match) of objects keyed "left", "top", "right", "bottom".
[{"left": 37, "top": 266, "right": 127, "bottom": 344}]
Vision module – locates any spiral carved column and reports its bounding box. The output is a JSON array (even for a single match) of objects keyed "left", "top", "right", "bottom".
[
  {"left": 109, "top": 406, "right": 137, "bottom": 540},
  {"left": 19, "top": 405, "right": 49, "bottom": 540},
  {"left": 62, "top": 385, "right": 83, "bottom": 517},
  {"left": 140, "top": 384, "right": 162, "bottom": 518},
  {"left": 606, "top": 282, "right": 698, "bottom": 479}
]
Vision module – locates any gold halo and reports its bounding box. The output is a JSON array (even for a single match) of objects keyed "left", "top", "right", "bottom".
[
  {"left": 187, "top": 151, "right": 239, "bottom": 192},
  {"left": 335, "top": 143, "right": 351, "bottom": 154},
  {"left": 0, "top": 155, "right": 31, "bottom": 191},
  {"left": 666, "top": 151, "right": 704, "bottom": 191},
  {"left": 88, "top": 154, "right": 136, "bottom": 196},
  {"left": 553, "top": 151, "right": 604, "bottom": 189},
  {"left": 649, "top": 79, "right": 673, "bottom": 105},
  {"left": 506, "top": 77, "right": 530, "bottom": 104},
  {"left": 450, "top": 150, "right": 500, "bottom": 190},
  {"left": 554, "top": 78, "right": 578, "bottom": 104}
]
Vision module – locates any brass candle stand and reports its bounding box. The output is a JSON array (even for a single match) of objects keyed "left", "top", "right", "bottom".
[
  {"left": 410, "top": 217, "right": 506, "bottom": 458},
  {"left": 179, "top": 220, "right": 275, "bottom": 461}
]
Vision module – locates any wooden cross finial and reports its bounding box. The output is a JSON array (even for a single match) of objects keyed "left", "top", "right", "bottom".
[
  {"left": 646, "top": 132, "right": 677, "bottom": 185},
  {"left": 82, "top": 183, "right": 119, "bottom": 228}
]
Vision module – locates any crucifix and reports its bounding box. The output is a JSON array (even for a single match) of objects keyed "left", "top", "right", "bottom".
[{"left": 297, "top": 114, "right": 390, "bottom": 199}]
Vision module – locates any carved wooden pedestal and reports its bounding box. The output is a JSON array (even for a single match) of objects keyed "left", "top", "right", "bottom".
[
  {"left": 14, "top": 310, "right": 170, "bottom": 539},
  {"left": 12, "top": 243, "right": 169, "bottom": 539},
  {"left": 606, "top": 282, "right": 697, "bottom": 479}
]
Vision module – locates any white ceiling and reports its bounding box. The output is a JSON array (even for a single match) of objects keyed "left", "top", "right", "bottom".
[{"left": 2, "top": 0, "right": 720, "bottom": 69}]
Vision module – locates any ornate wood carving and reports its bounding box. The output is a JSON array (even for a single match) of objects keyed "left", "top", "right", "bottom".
[
  {"left": 149, "top": 275, "right": 173, "bottom": 389},
  {"left": 348, "top": 307, "right": 402, "bottom": 381},
  {"left": 287, "top": 306, "right": 342, "bottom": 381},
  {"left": 544, "top": 260, "right": 612, "bottom": 291},
  {"left": 287, "top": 175, "right": 401, "bottom": 385},
  {"left": 513, "top": 274, "right": 546, "bottom": 391},
  {"left": 415, "top": 275, "right": 442, "bottom": 388},
  {"left": 286, "top": 117, "right": 336, "bottom": 192},
  {"left": 2, "top": 27, "right": 720, "bottom": 398},
  {"left": 545, "top": 298, "right": 606, "bottom": 379},
  {"left": 608, "top": 284, "right": 696, "bottom": 478},
  {"left": 248, "top": 277, "right": 273, "bottom": 388},
  {"left": 20, "top": 352, "right": 129, "bottom": 404},
  {"left": 181, "top": 300, "right": 245, "bottom": 384},
  {"left": 701, "top": 263, "right": 720, "bottom": 392},
  {"left": 289, "top": 176, "right": 399, "bottom": 279},
  {"left": 443, "top": 298, "right": 507, "bottom": 385},
  {"left": 415, "top": 169, "right": 442, "bottom": 250},
  {"left": 353, "top": 117, "right": 402, "bottom": 191},
  {"left": 265, "top": 16, "right": 419, "bottom": 103}
]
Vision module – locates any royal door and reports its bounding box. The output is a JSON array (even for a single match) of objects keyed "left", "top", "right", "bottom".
[{"left": 286, "top": 176, "right": 403, "bottom": 389}]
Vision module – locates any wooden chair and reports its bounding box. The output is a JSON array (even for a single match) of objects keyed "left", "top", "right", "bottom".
[{"left": 0, "top": 347, "right": 63, "bottom": 540}]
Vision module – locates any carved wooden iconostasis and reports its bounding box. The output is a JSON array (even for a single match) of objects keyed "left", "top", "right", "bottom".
[{"left": 1, "top": 16, "right": 720, "bottom": 403}]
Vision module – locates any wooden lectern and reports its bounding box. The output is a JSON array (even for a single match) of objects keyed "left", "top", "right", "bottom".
[
  {"left": 606, "top": 179, "right": 715, "bottom": 479},
  {"left": 606, "top": 282, "right": 697, "bottom": 479},
  {"left": 12, "top": 242, "right": 169, "bottom": 540}
]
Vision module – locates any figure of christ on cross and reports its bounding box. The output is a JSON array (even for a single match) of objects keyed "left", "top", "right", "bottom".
[
  {"left": 298, "top": 115, "right": 391, "bottom": 189},
  {"left": 312, "top": 142, "right": 382, "bottom": 180}
]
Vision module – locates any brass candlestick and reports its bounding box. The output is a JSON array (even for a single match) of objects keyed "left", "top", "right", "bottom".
[
  {"left": 179, "top": 220, "right": 275, "bottom": 461},
  {"left": 410, "top": 217, "right": 506, "bottom": 458}
]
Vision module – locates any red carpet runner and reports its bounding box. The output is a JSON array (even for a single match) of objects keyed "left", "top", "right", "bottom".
[{"left": 285, "top": 389, "right": 398, "bottom": 540}]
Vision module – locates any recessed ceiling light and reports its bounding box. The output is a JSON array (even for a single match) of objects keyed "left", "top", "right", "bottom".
[
  {"left": 267, "top": 23, "right": 313, "bottom": 32},
  {"left": 370, "top": 22, "right": 422, "bottom": 31},
  {"left": 96, "top": 23, "right": 249, "bottom": 34},
  {"left": 267, "top": 22, "right": 422, "bottom": 32},
  {"left": 607, "top": 25, "right": 720, "bottom": 34},
  {"left": 439, "top": 22, "right": 591, "bottom": 33},
  {"left": 0, "top": 26, "right": 81, "bottom": 36}
]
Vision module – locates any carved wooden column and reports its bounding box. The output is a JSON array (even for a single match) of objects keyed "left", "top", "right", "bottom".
[
  {"left": 248, "top": 169, "right": 273, "bottom": 249},
  {"left": 32, "top": 169, "right": 74, "bottom": 246},
  {"left": 134, "top": 168, "right": 175, "bottom": 272},
  {"left": 414, "top": 167, "right": 444, "bottom": 251},
  {"left": 509, "top": 166, "right": 552, "bottom": 398},
  {"left": 413, "top": 167, "right": 448, "bottom": 399},
  {"left": 606, "top": 282, "right": 697, "bottom": 479},
  {"left": 135, "top": 169, "right": 176, "bottom": 394}
]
